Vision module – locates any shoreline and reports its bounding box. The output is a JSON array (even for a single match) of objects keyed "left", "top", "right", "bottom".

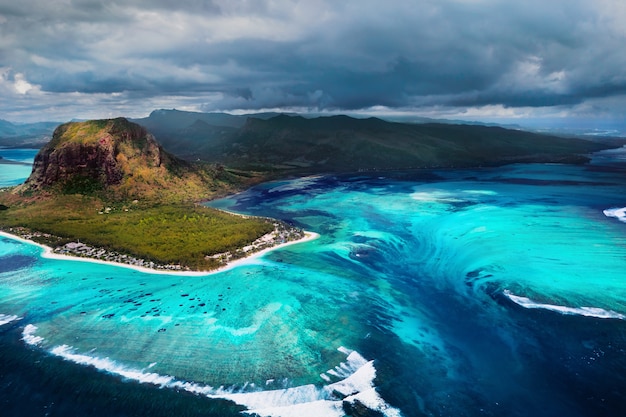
[{"left": 0, "top": 230, "right": 319, "bottom": 277}]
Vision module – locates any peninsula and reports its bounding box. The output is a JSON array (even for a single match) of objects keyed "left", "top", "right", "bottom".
[{"left": 0, "top": 118, "right": 307, "bottom": 272}]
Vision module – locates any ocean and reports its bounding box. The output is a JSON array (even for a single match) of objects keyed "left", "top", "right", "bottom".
[
  {"left": 0, "top": 148, "right": 39, "bottom": 187},
  {"left": 1, "top": 147, "right": 626, "bottom": 416}
]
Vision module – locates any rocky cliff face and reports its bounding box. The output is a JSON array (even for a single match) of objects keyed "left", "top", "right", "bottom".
[{"left": 23, "top": 118, "right": 167, "bottom": 193}]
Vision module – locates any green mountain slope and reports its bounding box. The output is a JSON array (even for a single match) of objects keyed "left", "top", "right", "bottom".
[
  {"left": 129, "top": 109, "right": 297, "bottom": 160},
  {"left": 170, "top": 114, "right": 610, "bottom": 172}
]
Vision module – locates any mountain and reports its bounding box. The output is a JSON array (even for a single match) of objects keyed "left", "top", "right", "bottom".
[
  {"left": 131, "top": 109, "right": 296, "bottom": 129},
  {"left": 0, "top": 119, "right": 58, "bottom": 148},
  {"left": 131, "top": 109, "right": 246, "bottom": 134},
  {"left": 129, "top": 109, "right": 298, "bottom": 160},
  {"left": 20, "top": 118, "right": 243, "bottom": 202},
  {"left": 161, "top": 114, "right": 612, "bottom": 172},
  {"left": 129, "top": 111, "right": 613, "bottom": 173}
]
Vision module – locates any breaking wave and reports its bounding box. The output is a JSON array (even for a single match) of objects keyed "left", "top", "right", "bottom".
[
  {"left": 22, "top": 326, "right": 402, "bottom": 417},
  {"left": 503, "top": 290, "right": 625, "bottom": 320},
  {"left": 603, "top": 207, "right": 626, "bottom": 223},
  {"left": 0, "top": 314, "right": 21, "bottom": 326},
  {"left": 22, "top": 324, "right": 44, "bottom": 345}
]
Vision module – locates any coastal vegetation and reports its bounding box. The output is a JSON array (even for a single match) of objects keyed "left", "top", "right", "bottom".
[{"left": 0, "top": 197, "right": 277, "bottom": 270}]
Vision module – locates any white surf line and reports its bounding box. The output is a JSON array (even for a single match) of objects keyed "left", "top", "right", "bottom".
[
  {"left": 0, "top": 314, "right": 21, "bottom": 326},
  {"left": 0, "top": 230, "right": 319, "bottom": 277},
  {"left": 22, "top": 324, "right": 44, "bottom": 345},
  {"left": 20, "top": 325, "right": 401, "bottom": 417},
  {"left": 603, "top": 207, "right": 626, "bottom": 223},
  {"left": 503, "top": 290, "right": 625, "bottom": 320}
]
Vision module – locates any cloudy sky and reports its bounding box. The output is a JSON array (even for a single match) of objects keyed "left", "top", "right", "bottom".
[{"left": 1, "top": 0, "right": 626, "bottom": 128}]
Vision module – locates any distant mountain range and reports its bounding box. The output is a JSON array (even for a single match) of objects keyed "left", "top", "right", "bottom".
[
  {"left": 2, "top": 109, "right": 620, "bottom": 175},
  {"left": 0, "top": 119, "right": 59, "bottom": 148},
  {"left": 132, "top": 110, "right": 614, "bottom": 173}
]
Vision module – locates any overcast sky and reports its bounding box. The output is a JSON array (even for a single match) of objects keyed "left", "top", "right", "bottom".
[{"left": 1, "top": 0, "right": 626, "bottom": 127}]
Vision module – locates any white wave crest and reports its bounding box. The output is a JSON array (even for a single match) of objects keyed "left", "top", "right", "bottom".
[
  {"left": 22, "top": 324, "right": 44, "bottom": 345},
  {"left": 503, "top": 290, "right": 625, "bottom": 320},
  {"left": 603, "top": 207, "right": 626, "bottom": 223},
  {"left": 36, "top": 342, "right": 402, "bottom": 417},
  {"left": 51, "top": 345, "right": 177, "bottom": 385},
  {"left": 0, "top": 314, "right": 21, "bottom": 326}
]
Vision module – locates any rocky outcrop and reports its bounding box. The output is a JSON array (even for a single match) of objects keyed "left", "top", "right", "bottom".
[
  {"left": 22, "top": 118, "right": 166, "bottom": 192},
  {"left": 27, "top": 139, "right": 122, "bottom": 189}
]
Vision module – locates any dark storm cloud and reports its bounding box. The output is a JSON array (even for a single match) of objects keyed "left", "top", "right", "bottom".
[{"left": 1, "top": 0, "right": 625, "bottom": 122}]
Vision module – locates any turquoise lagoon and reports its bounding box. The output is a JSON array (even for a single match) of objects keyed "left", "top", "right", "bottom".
[
  {"left": 2, "top": 150, "right": 626, "bottom": 416},
  {"left": 0, "top": 148, "right": 39, "bottom": 187}
]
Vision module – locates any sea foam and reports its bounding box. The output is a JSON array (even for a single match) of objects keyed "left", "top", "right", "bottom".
[
  {"left": 603, "top": 207, "right": 626, "bottom": 223},
  {"left": 0, "top": 314, "right": 21, "bottom": 326},
  {"left": 503, "top": 290, "right": 625, "bottom": 320},
  {"left": 22, "top": 324, "right": 44, "bottom": 345},
  {"left": 22, "top": 326, "right": 402, "bottom": 417}
]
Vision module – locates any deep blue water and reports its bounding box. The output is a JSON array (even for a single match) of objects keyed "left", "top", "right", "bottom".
[{"left": 2, "top": 150, "right": 626, "bottom": 416}]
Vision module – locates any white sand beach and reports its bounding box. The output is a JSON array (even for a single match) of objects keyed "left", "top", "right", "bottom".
[{"left": 0, "top": 230, "right": 319, "bottom": 276}]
